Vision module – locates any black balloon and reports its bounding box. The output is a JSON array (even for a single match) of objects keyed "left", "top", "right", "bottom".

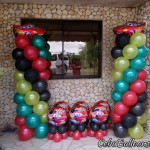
[
  {"left": 90, "top": 122, "right": 99, "bottom": 132},
  {"left": 33, "top": 79, "right": 48, "bottom": 94},
  {"left": 48, "top": 125, "right": 57, "bottom": 134},
  {"left": 99, "top": 123, "right": 108, "bottom": 131},
  {"left": 122, "top": 113, "right": 137, "bottom": 128},
  {"left": 69, "top": 123, "right": 77, "bottom": 132},
  {"left": 115, "top": 33, "right": 130, "bottom": 49},
  {"left": 138, "top": 91, "right": 147, "bottom": 103},
  {"left": 58, "top": 125, "right": 66, "bottom": 134},
  {"left": 114, "top": 123, "right": 127, "bottom": 138},
  {"left": 77, "top": 123, "right": 86, "bottom": 132},
  {"left": 12, "top": 48, "right": 24, "bottom": 60},
  {"left": 40, "top": 90, "right": 51, "bottom": 102},
  {"left": 24, "top": 68, "right": 39, "bottom": 83},
  {"left": 130, "top": 102, "right": 145, "bottom": 116},
  {"left": 15, "top": 57, "right": 31, "bottom": 71},
  {"left": 111, "top": 47, "right": 123, "bottom": 59}
]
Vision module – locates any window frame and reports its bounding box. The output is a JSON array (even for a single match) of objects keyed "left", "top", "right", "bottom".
[{"left": 21, "top": 19, "right": 102, "bottom": 79}]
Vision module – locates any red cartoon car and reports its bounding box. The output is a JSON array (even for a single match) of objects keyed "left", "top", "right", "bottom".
[
  {"left": 113, "top": 21, "right": 146, "bottom": 36},
  {"left": 13, "top": 23, "right": 46, "bottom": 37}
]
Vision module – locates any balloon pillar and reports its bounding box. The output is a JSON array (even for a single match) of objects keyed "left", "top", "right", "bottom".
[
  {"left": 12, "top": 29, "right": 52, "bottom": 140},
  {"left": 111, "top": 27, "right": 148, "bottom": 139}
]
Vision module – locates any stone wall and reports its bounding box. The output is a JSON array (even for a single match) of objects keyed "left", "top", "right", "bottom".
[{"left": 0, "top": 3, "right": 140, "bottom": 128}]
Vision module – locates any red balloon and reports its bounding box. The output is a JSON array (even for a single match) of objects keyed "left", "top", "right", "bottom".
[
  {"left": 15, "top": 115, "right": 26, "bottom": 127},
  {"left": 32, "top": 57, "right": 47, "bottom": 72},
  {"left": 107, "top": 123, "right": 111, "bottom": 129},
  {"left": 110, "top": 111, "right": 122, "bottom": 124},
  {"left": 96, "top": 130, "right": 104, "bottom": 139},
  {"left": 103, "top": 130, "right": 108, "bottom": 136},
  {"left": 114, "top": 102, "right": 129, "bottom": 116},
  {"left": 47, "top": 69, "right": 52, "bottom": 76},
  {"left": 88, "top": 129, "right": 96, "bottom": 137},
  {"left": 122, "top": 91, "right": 137, "bottom": 106},
  {"left": 130, "top": 79, "right": 146, "bottom": 94},
  {"left": 81, "top": 129, "right": 88, "bottom": 138},
  {"left": 62, "top": 131, "right": 69, "bottom": 139},
  {"left": 39, "top": 69, "right": 50, "bottom": 80},
  {"left": 18, "top": 125, "right": 34, "bottom": 141},
  {"left": 68, "top": 131, "right": 73, "bottom": 137},
  {"left": 15, "top": 35, "right": 30, "bottom": 49},
  {"left": 53, "top": 133, "right": 62, "bottom": 142},
  {"left": 137, "top": 69, "right": 147, "bottom": 81},
  {"left": 24, "top": 46, "right": 39, "bottom": 61},
  {"left": 47, "top": 61, "right": 51, "bottom": 68},
  {"left": 47, "top": 133, "right": 54, "bottom": 140},
  {"left": 72, "top": 131, "right": 81, "bottom": 140}
]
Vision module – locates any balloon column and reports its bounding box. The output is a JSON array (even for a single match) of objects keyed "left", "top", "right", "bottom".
[
  {"left": 12, "top": 24, "right": 52, "bottom": 141},
  {"left": 88, "top": 101, "right": 110, "bottom": 139},
  {"left": 111, "top": 23, "right": 148, "bottom": 139}
]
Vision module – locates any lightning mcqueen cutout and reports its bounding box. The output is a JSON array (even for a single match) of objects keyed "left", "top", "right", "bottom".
[
  {"left": 113, "top": 21, "right": 146, "bottom": 36},
  {"left": 13, "top": 24, "right": 46, "bottom": 37}
]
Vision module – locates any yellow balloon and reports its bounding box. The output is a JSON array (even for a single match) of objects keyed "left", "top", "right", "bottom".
[
  {"left": 123, "top": 44, "right": 138, "bottom": 59},
  {"left": 130, "top": 33, "right": 146, "bottom": 47},
  {"left": 40, "top": 113, "right": 48, "bottom": 123},
  {"left": 137, "top": 113, "right": 147, "bottom": 125},
  {"left": 33, "top": 101, "right": 48, "bottom": 116},
  {"left": 25, "top": 91, "right": 40, "bottom": 106},
  {"left": 16, "top": 80, "right": 32, "bottom": 95},
  {"left": 128, "top": 123, "right": 144, "bottom": 139},
  {"left": 114, "top": 57, "right": 130, "bottom": 72},
  {"left": 111, "top": 69, "right": 123, "bottom": 81},
  {"left": 13, "top": 70, "right": 24, "bottom": 82}
]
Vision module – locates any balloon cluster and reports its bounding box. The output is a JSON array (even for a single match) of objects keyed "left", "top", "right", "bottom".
[
  {"left": 47, "top": 101, "right": 70, "bottom": 142},
  {"left": 12, "top": 29, "right": 52, "bottom": 141},
  {"left": 47, "top": 101, "right": 110, "bottom": 141},
  {"left": 111, "top": 30, "right": 148, "bottom": 139},
  {"left": 88, "top": 101, "right": 110, "bottom": 139}
]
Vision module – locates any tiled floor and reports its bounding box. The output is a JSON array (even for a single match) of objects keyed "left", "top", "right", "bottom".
[{"left": 0, "top": 129, "right": 150, "bottom": 150}]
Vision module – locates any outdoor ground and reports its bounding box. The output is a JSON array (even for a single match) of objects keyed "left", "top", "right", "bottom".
[{"left": 0, "top": 129, "right": 150, "bottom": 150}]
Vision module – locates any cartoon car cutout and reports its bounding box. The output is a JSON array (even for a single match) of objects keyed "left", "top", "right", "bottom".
[
  {"left": 13, "top": 23, "right": 46, "bottom": 37},
  {"left": 113, "top": 21, "right": 146, "bottom": 36}
]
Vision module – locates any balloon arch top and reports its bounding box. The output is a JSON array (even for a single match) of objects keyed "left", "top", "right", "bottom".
[{"left": 12, "top": 22, "right": 148, "bottom": 142}]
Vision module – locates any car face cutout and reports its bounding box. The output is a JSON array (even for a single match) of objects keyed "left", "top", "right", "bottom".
[
  {"left": 13, "top": 23, "right": 46, "bottom": 37},
  {"left": 113, "top": 21, "right": 146, "bottom": 36}
]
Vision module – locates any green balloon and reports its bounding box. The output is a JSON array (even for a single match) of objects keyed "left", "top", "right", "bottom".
[
  {"left": 130, "top": 33, "right": 146, "bottom": 47},
  {"left": 13, "top": 93, "right": 25, "bottom": 104},
  {"left": 111, "top": 90, "right": 123, "bottom": 103},
  {"left": 38, "top": 48, "right": 49, "bottom": 60},
  {"left": 128, "top": 123, "right": 144, "bottom": 139},
  {"left": 25, "top": 113, "right": 41, "bottom": 128},
  {"left": 111, "top": 69, "right": 123, "bottom": 81},
  {"left": 13, "top": 70, "right": 24, "bottom": 82},
  {"left": 123, "top": 44, "right": 138, "bottom": 59},
  {"left": 137, "top": 46, "right": 148, "bottom": 58},
  {"left": 114, "top": 57, "right": 130, "bottom": 72},
  {"left": 45, "top": 43, "right": 50, "bottom": 50},
  {"left": 16, "top": 102, "right": 32, "bottom": 117},
  {"left": 137, "top": 113, "right": 147, "bottom": 125},
  {"left": 47, "top": 52, "right": 51, "bottom": 60},
  {"left": 25, "top": 91, "right": 40, "bottom": 106},
  {"left": 31, "top": 35, "right": 46, "bottom": 49},
  {"left": 33, "top": 101, "right": 48, "bottom": 116},
  {"left": 16, "top": 80, "right": 32, "bottom": 95},
  {"left": 35, "top": 123, "right": 48, "bottom": 138},
  {"left": 40, "top": 113, "right": 48, "bottom": 123},
  {"left": 114, "top": 80, "right": 129, "bottom": 93}
]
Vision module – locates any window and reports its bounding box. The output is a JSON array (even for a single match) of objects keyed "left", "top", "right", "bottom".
[{"left": 21, "top": 19, "right": 102, "bottom": 79}]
